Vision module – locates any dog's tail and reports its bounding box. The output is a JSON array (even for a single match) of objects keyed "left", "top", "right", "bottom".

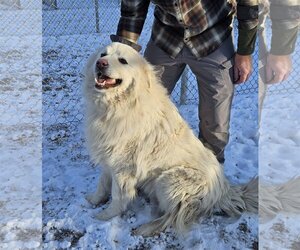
[
  {"left": 151, "top": 167, "right": 258, "bottom": 235},
  {"left": 172, "top": 177, "right": 258, "bottom": 233},
  {"left": 260, "top": 177, "right": 300, "bottom": 223},
  {"left": 216, "top": 177, "right": 258, "bottom": 216}
]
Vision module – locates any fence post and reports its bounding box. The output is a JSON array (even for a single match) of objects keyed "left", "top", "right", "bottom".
[
  {"left": 94, "top": 0, "right": 100, "bottom": 33},
  {"left": 42, "top": 0, "right": 57, "bottom": 9},
  {"left": 180, "top": 68, "right": 188, "bottom": 105},
  {"left": 3, "top": 0, "right": 21, "bottom": 8}
]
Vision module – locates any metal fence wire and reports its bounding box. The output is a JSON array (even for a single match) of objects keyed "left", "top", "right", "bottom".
[
  {"left": 1, "top": 0, "right": 299, "bottom": 131},
  {"left": 41, "top": 0, "right": 299, "bottom": 125}
]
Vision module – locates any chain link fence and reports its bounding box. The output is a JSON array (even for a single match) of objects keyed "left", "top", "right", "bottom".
[
  {"left": 0, "top": 1, "right": 43, "bottom": 248},
  {"left": 1, "top": 1, "right": 299, "bottom": 248},
  {"left": 1, "top": 0, "right": 299, "bottom": 133},
  {"left": 39, "top": 0, "right": 298, "bottom": 138},
  {"left": 41, "top": 0, "right": 256, "bottom": 127}
]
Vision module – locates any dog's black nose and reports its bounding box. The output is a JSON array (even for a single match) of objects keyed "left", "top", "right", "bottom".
[{"left": 96, "top": 58, "right": 109, "bottom": 69}]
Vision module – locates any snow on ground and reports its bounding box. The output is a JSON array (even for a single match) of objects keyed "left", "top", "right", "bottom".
[
  {"left": 41, "top": 97, "right": 259, "bottom": 250},
  {"left": 259, "top": 92, "right": 300, "bottom": 250},
  {"left": 1, "top": 4, "right": 299, "bottom": 250},
  {"left": 0, "top": 35, "right": 42, "bottom": 249},
  {"left": 41, "top": 32, "right": 259, "bottom": 249}
]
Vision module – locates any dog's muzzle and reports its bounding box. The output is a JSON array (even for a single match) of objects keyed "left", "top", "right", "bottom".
[{"left": 94, "top": 59, "right": 122, "bottom": 90}]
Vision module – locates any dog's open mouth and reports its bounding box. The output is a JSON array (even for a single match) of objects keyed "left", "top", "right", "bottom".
[{"left": 95, "top": 74, "right": 122, "bottom": 90}]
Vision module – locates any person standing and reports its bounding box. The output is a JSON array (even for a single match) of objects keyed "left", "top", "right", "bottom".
[
  {"left": 259, "top": 0, "right": 299, "bottom": 117},
  {"left": 111, "top": 0, "right": 258, "bottom": 163}
]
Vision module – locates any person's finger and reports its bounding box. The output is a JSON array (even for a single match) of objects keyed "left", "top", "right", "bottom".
[
  {"left": 282, "top": 68, "right": 292, "bottom": 82},
  {"left": 265, "top": 65, "right": 274, "bottom": 83},
  {"left": 245, "top": 68, "right": 252, "bottom": 82},
  {"left": 236, "top": 71, "right": 247, "bottom": 84},
  {"left": 234, "top": 65, "right": 239, "bottom": 82},
  {"left": 282, "top": 73, "right": 290, "bottom": 82},
  {"left": 269, "top": 72, "right": 285, "bottom": 84},
  {"left": 245, "top": 72, "right": 251, "bottom": 82}
]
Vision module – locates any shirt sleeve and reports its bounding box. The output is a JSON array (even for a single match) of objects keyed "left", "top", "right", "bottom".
[
  {"left": 116, "top": 0, "right": 150, "bottom": 42},
  {"left": 236, "top": 0, "right": 259, "bottom": 55},
  {"left": 269, "top": 0, "right": 299, "bottom": 55}
]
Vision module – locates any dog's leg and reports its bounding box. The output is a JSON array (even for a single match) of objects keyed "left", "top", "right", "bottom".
[
  {"left": 86, "top": 168, "right": 112, "bottom": 206},
  {"left": 133, "top": 214, "right": 170, "bottom": 237},
  {"left": 95, "top": 173, "right": 136, "bottom": 220}
]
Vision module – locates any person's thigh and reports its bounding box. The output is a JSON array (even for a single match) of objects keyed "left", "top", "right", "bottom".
[
  {"left": 185, "top": 36, "right": 235, "bottom": 162},
  {"left": 144, "top": 39, "right": 186, "bottom": 94}
]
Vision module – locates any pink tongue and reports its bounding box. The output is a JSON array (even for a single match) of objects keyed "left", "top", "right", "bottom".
[
  {"left": 96, "top": 78, "right": 116, "bottom": 85},
  {"left": 104, "top": 78, "right": 116, "bottom": 85}
]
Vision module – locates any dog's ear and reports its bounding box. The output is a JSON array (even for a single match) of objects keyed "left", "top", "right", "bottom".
[
  {"left": 144, "top": 64, "right": 164, "bottom": 88},
  {"left": 154, "top": 65, "right": 165, "bottom": 79}
]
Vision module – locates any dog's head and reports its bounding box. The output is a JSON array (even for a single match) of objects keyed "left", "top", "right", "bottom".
[{"left": 85, "top": 42, "right": 156, "bottom": 101}]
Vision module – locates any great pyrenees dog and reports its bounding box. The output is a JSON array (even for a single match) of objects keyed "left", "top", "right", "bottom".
[{"left": 84, "top": 42, "right": 257, "bottom": 236}]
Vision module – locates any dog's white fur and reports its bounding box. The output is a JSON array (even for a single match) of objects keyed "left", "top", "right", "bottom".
[{"left": 84, "top": 43, "right": 258, "bottom": 236}]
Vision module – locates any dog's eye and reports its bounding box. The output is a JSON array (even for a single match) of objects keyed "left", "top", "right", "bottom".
[
  {"left": 118, "top": 58, "right": 128, "bottom": 64},
  {"left": 100, "top": 53, "right": 107, "bottom": 57}
]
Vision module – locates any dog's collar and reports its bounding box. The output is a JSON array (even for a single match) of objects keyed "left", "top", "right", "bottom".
[{"left": 110, "top": 35, "right": 142, "bottom": 52}]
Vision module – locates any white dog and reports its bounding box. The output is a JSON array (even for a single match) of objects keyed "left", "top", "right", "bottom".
[{"left": 84, "top": 42, "right": 257, "bottom": 236}]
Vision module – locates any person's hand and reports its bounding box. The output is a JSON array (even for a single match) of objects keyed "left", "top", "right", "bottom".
[
  {"left": 265, "top": 54, "right": 292, "bottom": 84},
  {"left": 234, "top": 54, "right": 252, "bottom": 84},
  {"left": 110, "top": 35, "right": 142, "bottom": 52}
]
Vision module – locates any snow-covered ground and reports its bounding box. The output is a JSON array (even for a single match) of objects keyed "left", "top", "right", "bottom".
[
  {"left": 259, "top": 92, "right": 300, "bottom": 250},
  {"left": 40, "top": 31, "right": 259, "bottom": 249},
  {"left": 1, "top": 3, "right": 299, "bottom": 250},
  {"left": 0, "top": 34, "right": 42, "bottom": 249},
  {"left": 41, "top": 93, "right": 259, "bottom": 250}
]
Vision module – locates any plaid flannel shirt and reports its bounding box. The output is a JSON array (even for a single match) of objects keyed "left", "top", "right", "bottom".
[
  {"left": 259, "top": 0, "right": 299, "bottom": 55},
  {"left": 117, "top": 0, "right": 258, "bottom": 59},
  {"left": 269, "top": 0, "right": 299, "bottom": 55}
]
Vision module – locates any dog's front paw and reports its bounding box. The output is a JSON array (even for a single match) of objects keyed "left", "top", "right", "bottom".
[
  {"left": 85, "top": 192, "right": 103, "bottom": 206},
  {"left": 95, "top": 209, "right": 119, "bottom": 221},
  {"left": 132, "top": 224, "right": 158, "bottom": 237}
]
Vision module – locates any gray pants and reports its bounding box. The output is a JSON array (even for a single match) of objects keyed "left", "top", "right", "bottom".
[{"left": 144, "top": 36, "right": 235, "bottom": 163}]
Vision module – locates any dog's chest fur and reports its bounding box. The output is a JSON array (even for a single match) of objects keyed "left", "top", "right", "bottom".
[
  {"left": 86, "top": 99, "right": 186, "bottom": 175},
  {"left": 87, "top": 115, "right": 135, "bottom": 167}
]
